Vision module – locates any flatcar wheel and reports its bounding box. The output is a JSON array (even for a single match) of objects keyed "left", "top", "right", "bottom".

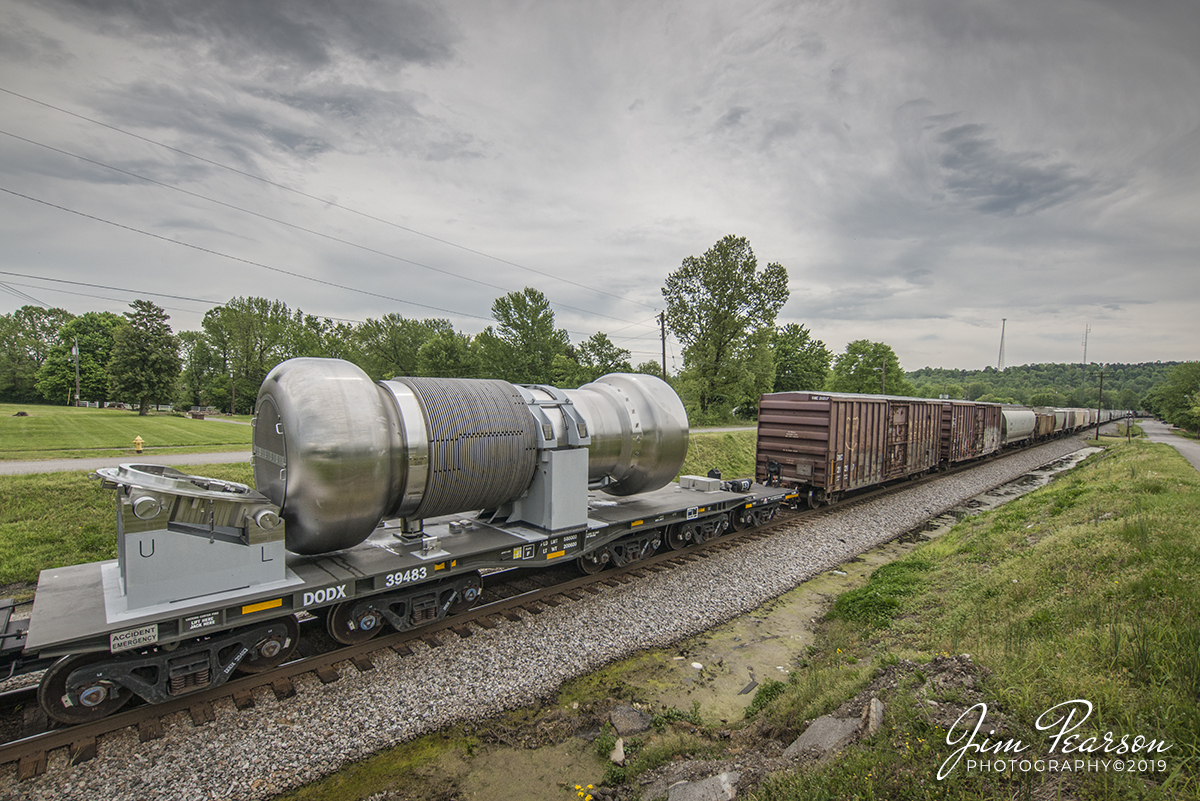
[
  {"left": 578, "top": 550, "right": 608, "bottom": 575},
  {"left": 39, "top": 652, "right": 132, "bottom": 725},
  {"left": 326, "top": 600, "right": 385, "bottom": 645},
  {"left": 237, "top": 614, "right": 301, "bottom": 674},
  {"left": 730, "top": 510, "right": 748, "bottom": 532},
  {"left": 666, "top": 524, "right": 689, "bottom": 550}
]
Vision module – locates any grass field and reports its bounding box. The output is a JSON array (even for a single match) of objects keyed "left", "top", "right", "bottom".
[
  {"left": 751, "top": 439, "right": 1200, "bottom": 800},
  {"left": 0, "top": 403, "right": 252, "bottom": 460},
  {"left": 0, "top": 462, "right": 254, "bottom": 591}
]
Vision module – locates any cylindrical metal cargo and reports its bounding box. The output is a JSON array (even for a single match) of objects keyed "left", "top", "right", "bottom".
[
  {"left": 253, "top": 358, "right": 687, "bottom": 554},
  {"left": 565, "top": 374, "right": 689, "bottom": 496}
]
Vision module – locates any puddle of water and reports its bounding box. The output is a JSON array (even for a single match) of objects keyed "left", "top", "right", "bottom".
[
  {"left": 295, "top": 448, "right": 1100, "bottom": 800},
  {"left": 650, "top": 447, "right": 1102, "bottom": 722}
]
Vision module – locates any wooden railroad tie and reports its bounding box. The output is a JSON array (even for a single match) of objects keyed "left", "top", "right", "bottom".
[
  {"left": 17, "top": 752, "right": 46, "bottom": 781},
  {"left": 190, "top": 702, "right": 215, "bottom": 726},
  {"left": 68, "top": 737, "right": 96, "bottom": 765},
  {"left": 391, "top": 644, "right": 414, "bottom": 657},
  {"left": 138, "top": 717, "right": 164, "bottom": 743},
  {"left": 351, "top": 655, "right": 375, "bottom": 673},
  {"left": 271, "top": 677, "right": 296, "bottom": 700},
  {"left": 232, "top": 689, "right": 256, "bottom": 710},
  {"left": 315, "top": 665, "right": 342, "bottom": 683}
]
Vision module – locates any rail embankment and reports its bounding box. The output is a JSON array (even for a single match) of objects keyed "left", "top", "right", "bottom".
[{"left": 753, "top": 438, "right": 1199, "bottom": 800}]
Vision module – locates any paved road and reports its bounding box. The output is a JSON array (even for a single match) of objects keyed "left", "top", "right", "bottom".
[
  {"left": 1139, "top": 418, "right": 1200, "bottom": 474},
  {"left": 0, "top": 450, "right": 252, "bottom": 476}
]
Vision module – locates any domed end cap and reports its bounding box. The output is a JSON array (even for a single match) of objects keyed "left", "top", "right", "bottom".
[
  {"left": 254, "top": 358, "right": 398, "bottom": 554},
  {"left": 589, "top": 373, "right": 689, "bottom": 496}
]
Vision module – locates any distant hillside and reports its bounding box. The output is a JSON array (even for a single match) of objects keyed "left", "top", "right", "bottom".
[{"left": 904, "top": 361, "right": 1178, "bottom": 408}]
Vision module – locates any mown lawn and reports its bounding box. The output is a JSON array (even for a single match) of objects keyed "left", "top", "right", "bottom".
[
  {"left": 0, "top": 462, "right": 254, "bottom": 589},
  {"left": 0, "top": 403, "right": 252, "bottom": 460}
]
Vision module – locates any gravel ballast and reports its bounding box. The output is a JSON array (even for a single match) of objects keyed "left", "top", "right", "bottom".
[{"left": 0, "top": 438, "right": 1088, "bottom": 801}]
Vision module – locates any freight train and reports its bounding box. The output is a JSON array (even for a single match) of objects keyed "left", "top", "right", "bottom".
[
  {"left": 755, "top": 390, "right": 1121, "bottom": 504},
  {"left": 0, "top": 361, "right": 1115, "bottom": 725}
]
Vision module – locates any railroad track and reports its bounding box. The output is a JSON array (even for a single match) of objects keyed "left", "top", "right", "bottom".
[{"left": 0, "top": 439, "right": 1079, "bottom": 780}]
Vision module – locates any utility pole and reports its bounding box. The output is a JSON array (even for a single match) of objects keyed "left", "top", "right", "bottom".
[
  {"left": 72, "top": 336, "right": 81, "bottom": 407},
  {"left": 1095, "top": 368, "right": 1105, "bottom": 441},
  {"left": 658, "top": 311, "right": 667, "bottom": 381},
  {"left": 230, "top": 371, "right": 236, "bottom": 416},
  {"left": 997, "top": 319, "right": 1006, "bottom": 372}
]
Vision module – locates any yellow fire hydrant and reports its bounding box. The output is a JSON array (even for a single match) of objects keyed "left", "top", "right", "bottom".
[{"left": 133, "top": 435, "right": 144, "bottom": 454}]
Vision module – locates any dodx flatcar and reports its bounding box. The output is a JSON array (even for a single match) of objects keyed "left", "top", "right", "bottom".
[{"left": 1, "top": 358, "right": 796, "bottom": 724}]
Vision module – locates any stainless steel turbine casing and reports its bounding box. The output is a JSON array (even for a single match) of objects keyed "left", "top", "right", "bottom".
[
  {"left": 253, "top": 358, "right": 688, "bottom": 555},
  {"left": 565, "top": 374, "right": 689, "bottom": 495}
]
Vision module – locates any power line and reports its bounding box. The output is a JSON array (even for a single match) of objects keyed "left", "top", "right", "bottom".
[
  {"left": 1, "top": 185, "right": 498, "bottom": 323},
  {"left": 0, "top": 194, "right": 638, "bottom": 340},
  {"left": 0, "top": 128, "right": 650, "bottom": 327},
  {"left": 0, "top": 86, "right": 659, "bottom": 312},
  {"left": 0, "top": 281, "right": 48, "bottom": 307}
]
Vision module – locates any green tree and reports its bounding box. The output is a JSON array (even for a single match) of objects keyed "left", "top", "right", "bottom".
[
  {"left": 574, "top": 332, "right": 633, "bottom": 385},
  {"left": 825, "top": 340, "right": 915, "bottom": 396},
  {"left": 416, "top": 330, "right": 478, "bottom": 378},
  {"left": 201, "top": 297, "right": 292, "bottom": 390},
  {"left": 357, "top": 314, "right": 452, "bottom": 380},
  {"left": 662, "top": 235, "right": 789, "bottom": 421},
  {"left": 36, "top": 311, "right": 123, "bottom": 405},
  {"left": 108, "top": 300, "right": 182, "bottom": 415},
  {"left": 634, "top": 360, "right": 664, "bottom": 378},
  {"left": 0, "top": 305, "right": 74, "bottom": 403},
  {"left": 177, "top": 330, "right": 218, "bottom": 409},
  {"left": 1154, "top": 362, "right": 1200, "bottom": 432},
  {"left": 771, "top": 323, "right": 831, "bottom": 392},
  {"left": 475, "top": 288, "right": 570, "bottom": 384}
]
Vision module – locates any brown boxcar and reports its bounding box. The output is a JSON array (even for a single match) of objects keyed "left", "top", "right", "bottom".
[
  {"left": 756, "top": 392, "right": 941, "bottom": 504},
  {"left": 1033, "top": 409, "right": 1056, "bottom": 440},
  {"left": 939, "top": 401, "right": 1002, "bottom": 464}
]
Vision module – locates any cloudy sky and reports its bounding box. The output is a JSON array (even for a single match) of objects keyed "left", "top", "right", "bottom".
[{"left": 1, "top": 0, "right": 1196, "bottom": 371}]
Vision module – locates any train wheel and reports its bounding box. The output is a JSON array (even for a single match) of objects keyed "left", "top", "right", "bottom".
[
  {"left": 326, "top": 601, "right": 385, "bottom": 645},
  {"left": 730, "top": 509, "right": 748, "bottom": 531},
  {"left": 39, "top": 652, "right": 132, "bottom": 725},
  {"left": 237, "top": 615, "right": 300, "bottom": 674},
  {"left": 578, "top": 550, "right": 609, "bottom": 575},
  {"left": 666, "top": 523, "right": 690, "bottom": 550}
]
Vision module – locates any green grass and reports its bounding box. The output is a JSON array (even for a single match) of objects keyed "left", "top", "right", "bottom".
[
  {"left": 751, "top": 440, "right": 1200, "bottom": 801},
  {"left": 273, "top": 734, "right": 468, "bottom": 801},
  {"left": 0, "top": 462, "right": 253, "bottom": 588},
  {"left": 0, "top": 403, "right": 252, "bottom": 460},
  {"left": 679, "top": 429, "right": 757, "bottom": 480}
]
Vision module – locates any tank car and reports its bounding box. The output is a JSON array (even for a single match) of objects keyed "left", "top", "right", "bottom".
[{"left": 3, "top": 359, "right": 796, "bottom": 724}]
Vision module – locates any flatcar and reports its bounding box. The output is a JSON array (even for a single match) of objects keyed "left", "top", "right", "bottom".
[{"left": 1, "top": 359, "right": 797, "bottom": 724}]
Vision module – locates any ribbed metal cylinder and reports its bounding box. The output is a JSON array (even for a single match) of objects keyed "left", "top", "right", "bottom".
[{"left": 385, "top": 377, "right": 538, "bottom": 520}]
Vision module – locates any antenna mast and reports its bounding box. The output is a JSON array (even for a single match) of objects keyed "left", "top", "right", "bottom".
[
  {"left": 997, "top": 319, "right": 1006, "bottom": 372},
  {"left": 1082, "top": 324, "right": 1090, "bottom": 384}
]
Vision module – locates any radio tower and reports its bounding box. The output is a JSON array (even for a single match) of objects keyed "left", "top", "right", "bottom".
[
  {"left": 997, "top": 319, "right": 1006, "bottom": 372},
  {"left": 1082, "top": 324, "right": 1090, "bottom": 384}
]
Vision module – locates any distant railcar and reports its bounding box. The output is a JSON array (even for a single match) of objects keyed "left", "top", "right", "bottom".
[{"left": 939, "top": 400, "right": 1002, "bottom": 464}]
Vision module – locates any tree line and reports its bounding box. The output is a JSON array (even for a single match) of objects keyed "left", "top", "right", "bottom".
[{"left": 1, "top": 235, "right": 1190, "bottom": 425}]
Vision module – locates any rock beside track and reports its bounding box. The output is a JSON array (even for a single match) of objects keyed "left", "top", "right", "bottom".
[{"left": 0, "top": 438, "right": 1089, "bottom": 801}]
